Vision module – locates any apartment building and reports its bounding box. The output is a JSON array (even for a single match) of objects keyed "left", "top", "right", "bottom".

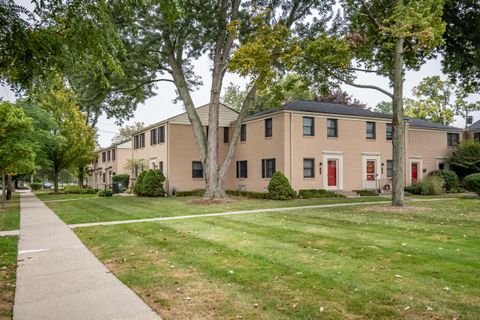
[
  {"left": 88, "top": 139, "right": 132, "bottom": 189},
  {"left": 93, "top": 100, "right": 468, "bottom": 194}
]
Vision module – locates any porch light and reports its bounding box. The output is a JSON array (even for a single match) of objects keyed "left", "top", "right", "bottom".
[{"left": 319, "top": 162, "right": 322, "bottom": 174}]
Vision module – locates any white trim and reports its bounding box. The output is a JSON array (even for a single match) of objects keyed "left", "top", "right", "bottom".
[
  {"left": 322, "top": 153, "right": 343, "bottom": 190},
  {"left": 322, "top": 151, "right": 344, "bottom": 155},
  {"left": 408, "top": 157, "right": 423, "bottom": 185},
  {"left": 435, "top": 158, "right": 449, "bottom": 170},
  {"left": 362, "top": 155, "right": 381, "bottom": 189},
  {"left": 362, "top": 152, "right": 381, "bottom": 156}
]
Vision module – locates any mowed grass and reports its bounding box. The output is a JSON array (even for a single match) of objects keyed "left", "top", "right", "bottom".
[
  {"left": 0, "top": 193, "right": 20, "bottom": 231},
  {"left": 0, "top": 237, "right": 17, "bottom": 320},
  {"left": 75, "top": 198, "right": 480, "bottom": 319},
  {"left": 34, "top": 191, "right": 98, "bottom": 202},
  {"left": 44, "top": 195, "right": 389, "bottom": 225}
]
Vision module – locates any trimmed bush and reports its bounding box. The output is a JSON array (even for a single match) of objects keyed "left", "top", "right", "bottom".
[
  {"left": 353, "top": 189, "right": 379, "bottom": 196},
  {"left": 464, "top": 173, "right": 480, "bottom": 196},
  {"left": 267, "top": 172, "right": 295, "bottom": 200},
  {"left": 429, "top": 170, "right": 459, "bottom": 192},
  {"left": 112, "top": 174, "right": 130, "bottom": 190},
  {"left": 298, "top": 189, "right": 345, "bottom": 199},
  {"left": 405, "top": 182, "right": 423, "bottom": 195},
  {"left": 30, "top": 182, "right": 42, "bottom": 190},
  {"left": 97, "top": 189, "right": 113, "bottom": 197},
  {"left": 176, "top": 189, "right": 205, "bottom": 197},
  {"left": 133, "top": 171, "right": 147, "bottom": 195},
  {"left": 140, "top": 170, "right": 165, "bottom": 197},
  {"left": 226, "top": 190, "right": 270, "bottom": 199}
]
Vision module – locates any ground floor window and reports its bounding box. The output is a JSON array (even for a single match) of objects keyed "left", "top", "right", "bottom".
[
  {"left": 159, "top": 161, "right": 164, "bottom": 173},
  {"left": 261, "top": 158, "right": 276, "bottom": 178},
  {"left": 386, "top": 160, "right": 393, "bottom": 178},
  {"left": 236, "top": 160, "right": 248, "bottom": 178},
  {"left": 303, "top": 158, "right": 315, "bottom": 178},
  {"left": 192, "top": 161, "right": 203, "bottom": 178}
]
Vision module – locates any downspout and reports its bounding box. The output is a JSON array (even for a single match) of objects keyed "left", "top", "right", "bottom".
[
  {"left": 166, "top": 122, "right": 170, "bottom": 195},
  {"left": 290, "top": 112, "right": 293, "bottom": 187}
]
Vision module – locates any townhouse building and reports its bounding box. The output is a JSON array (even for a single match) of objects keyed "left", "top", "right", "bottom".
[
  {"left": 466, "top": 119, "right": 480, "bottom": 141},
  {"left": 88, "top": 139, "right": 132, "bottom": 189},
  {"left": 90, "top": 100, "right": 469, "bottom": 194}
]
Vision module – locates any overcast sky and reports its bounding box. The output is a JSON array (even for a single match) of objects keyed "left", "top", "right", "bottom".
[{"left": 3, "top": 0, "right": 479, "bottom": 148}]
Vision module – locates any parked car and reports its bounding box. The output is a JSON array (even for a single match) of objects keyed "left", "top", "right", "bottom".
[{"left": 43, "top": 182, "right": 52, "bottom": 189}]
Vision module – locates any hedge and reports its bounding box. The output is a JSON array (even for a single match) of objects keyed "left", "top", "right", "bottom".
[
  {"left": 112, "top": 174, "right": 130, "bottom": 189},
  {"left": 97, "top": 189, "right": 113, "bottom": 197},
  {"left": 464, "top": 173, "right": 480, "bottom": 196},
  {"left": 352, "top": 189, "right": 378, "bottom": 196},
  {"left": 267, "top": 172, "right": 295, "bottom": 200},
  {"left": 405, "top": 176, "right": 444, "bottom": 195},
  {"left": 63, "top": 186, "right": 97, "bottom": 194},
  {"left": 226, "top": 189, "right": 270, "bottom": 199},
  {"left": 30, "top": 182, "right": 42, "bottom": 190},
  {"left": 176, "top": 189, "right": 205, "bottom": 197},
  {"left": 429, "top": 170, "right": 459, "bottom": 192},
  {"left": 298, "top": 189, "right": 345, "bottom": 199}
]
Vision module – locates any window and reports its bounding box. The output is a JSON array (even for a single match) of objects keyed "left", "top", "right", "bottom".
[
  {"left": 439, "top": 162, "right": 445, "bottom": 170},
  {"left": 102, "top": 152, "right": 106, "bottom": 162},
  {"left": 158, "top": 126, "right": 165, "bottom": 143},
  {"left": 112, "top": 149, "right": 116, "bottom": 161},
  {"left": 386, "top": 160, "right": 393, "bottom": 178},
  {"left": 447, "top": 133, "right": 459, "bottom": 146},
  {"left": 386, "top": 123, "right": 393, "bottom": 140},
  {"left": 303, "top": 158, "right": 315, "bottom": 178},
  {"left": 107, "top": 151, "right": 111, "bottom": 161},
  {"left": 240, "top": 124, "right": 247, "bottom": 142},
  {"left": 151, "top": 128, "right": 158, "bottom": 145},
  {"left": 102, "top": 173, "right": 105, "bottom": 183},
  {"left": 140, "top": 133, "right": 145, "bottom": 148},
  {"left": 134, "top": 135, "right": 139, "bottom": 149},
  {"left": 327, "top": 119, "right": 338, "bottom": 138},
  {"left": 303, "top": 117, "right": 314, "bottom": 136},
  {"left": 265, "top": 118, "right": 273, "bottom": 137},
  {"left": 236, "top": 160, "right": 248, "bottom": 178},
  {"left": 366, "top": 122, "right": 376, "bottom": 139},
  {"left": 474, "top": 132, "right": 480, "bottom": 141},
  {"left": 261, "top": 158, "right": 276, "bottom": 178},
  {"left": 224, "top": 127, "right": 229, "bottom": 143},
  {"left": 159, "top": 161, "right": 164, "bottom": 173},
  {"left": 192, "top": 161, "right": 203, "bottom": 178}
]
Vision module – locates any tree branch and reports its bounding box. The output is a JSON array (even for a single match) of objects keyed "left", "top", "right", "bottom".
[{"left": 359, "top": 0, "right": 382, "bottom": 29}]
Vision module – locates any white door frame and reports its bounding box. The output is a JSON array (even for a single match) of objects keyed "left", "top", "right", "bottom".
[
  {"left": 362, "top": 154, "right": 381, "bottom": 189},
  {"left": 408, "top": 157, "right": 423, "bottom": 185},
  {"left": 322, "top": 152, "right": 343, "bottom": 191}
]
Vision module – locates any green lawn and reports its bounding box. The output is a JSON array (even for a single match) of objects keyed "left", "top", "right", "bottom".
[
  {"left": 0, "top": 237, "right": 17, "bottom": 319},
  {"left": 44, "top": 195, "right": 390, "bottom": 225},
  {"left": 0, "top": 193, "right": 20, "bottom": 231},
  {"left": 34, "top": 191, "right": 98, "bottom": 202},
  {"left": 75, "top": 198, "right": 480, "bottom": 319}
]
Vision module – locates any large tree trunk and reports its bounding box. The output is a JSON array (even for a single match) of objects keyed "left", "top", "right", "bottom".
[
  {"left": 391, "top": 35, "right": 405, "bottom": 207},
  {"left": 77, "top": 166, "right": 85, "bottom": 188},
  {"left": 1, "top": 172, "right": 6, "bottom": 209},
  {"left": 6, "top": 175, "right": 13, "bottom": 200}
]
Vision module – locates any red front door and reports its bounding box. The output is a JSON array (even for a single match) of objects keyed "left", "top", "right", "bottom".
[
  {"left": 328, "top": 160, "right": 337, "bottom": 186},
  {"left": 411, "top": 163, "right": 418, "bottom": 182}
]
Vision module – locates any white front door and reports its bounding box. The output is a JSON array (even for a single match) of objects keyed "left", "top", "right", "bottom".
[{"left": 362, "top": 155, "right": 381, "bottom": 189}]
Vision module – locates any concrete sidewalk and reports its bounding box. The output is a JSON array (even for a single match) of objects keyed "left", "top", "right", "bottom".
[{"left": 13, "top": 192, "right": 161, "bottom": 320}]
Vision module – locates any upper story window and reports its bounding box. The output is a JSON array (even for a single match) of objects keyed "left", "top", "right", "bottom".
[
  {"left": 386, "top": 160, "right": 393, "bottom": 178},
  {"left": 327, "top": 119, "right": 338, "bottom": 138},
  {"left": 151, "top": 128, "right": 158, "bottom": 145},
  {"left": 133, "top": 135, "right": 139, "bottom": 149},
  {"left": 474, "top": 132, "right": 480, "bottom": 141},
  {"left": 240, "top": 124, "right": 247, "bottom": 142},
  {"left": 158, "top": 126, "right": 165, "bottom": 143},
  {"left": 236, "top": 160, "right": 248, "bottom": 178},
  {"left": 192, "top": 161, "right": 203, "bottom": 178},
  {"left": 102, "top": 152, "right": 106, "bottom": 162},
  {"left": 112, "top": 149, "right": 116, "bottom": 161},
  {"left": 386, "top": 123, "right": 393, "bottom": 140},
  {"left": 366, "top": 122, "right": 376, "bottom": 139},
  {"left": 261, "top": 158, "right": 276, "bottom": 178},
  {"left": 133, "top": 134, "right": 145, "bottom": 149},
  {"left": 265, "top": 118, "right": 273, "bottom": 138},
  {"left": 140, "top": 133, "right": 145, "bottom": 148},
  {"left": 224, "top": 127, "right": 229, "bottom": 143},
  {"left": 107, "top": 150, "right": 111, "bottom": 161},
  {"left": 303, "top": 158, "right": 315, "bottom": 178},
  {"left": 447, "top": 132, "right": 459, "bottom": 147},
  {"left": 303, "top": 117, "right": 314, "bottom": 136}
]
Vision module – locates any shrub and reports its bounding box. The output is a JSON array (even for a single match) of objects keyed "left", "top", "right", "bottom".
[
  {"left": 429, "top": 169, "right": 459, "bottom": 192},
  {"left": 112, "top": 174, "right": 130, "bottom": 189},
  {"left": 97, "top": 189, "right": 113, "bottom": 197},
  {"left": 267, "top": 172, "right": 295, "bottom": 200},
  {"left": 63, "top": 186, "right": 82, "bottom": 194},
  {"left": 133, "top": 171, "right": 147, "bottom": 195},
  {"left": 421, "top": 176, "right": 444, "bottom": 195},
  {"left": 140, "top": 170, "right": 165, "bottom": 197},
  {"left": 30, "top": 182, "right": 42, "bottom": 190},
  {"left": 405, "top": 182, "right": 423, "bottom": 195},
  {"left": 226, "top": 190, "right": 270, "bottom": 199},
  {"left": 176, "top": 189, "right": 205, "bottom": 197},
  {"left": 353, "top": 189, "right": 378, "bottom": 196},
  {"left": 464, "top": 173, "right": 480, "bottom": 196},
  {"left": 298, "top": 189, "right": 345, "bottom": 199},
  {"left": 449, "top": 140, "right": 480, "bottom": 177}
]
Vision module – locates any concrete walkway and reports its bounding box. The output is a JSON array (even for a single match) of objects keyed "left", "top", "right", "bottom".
[{"left": 14, "top": 192, "right": 161, "bottom": 320}]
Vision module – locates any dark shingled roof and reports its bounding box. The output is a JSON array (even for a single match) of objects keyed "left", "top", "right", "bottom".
[
  {"left": 468, "top": 119, "right": 480, "bottom": 130},
  {"left": 247, "top": 100, "right": 462, "bottom": 130}
]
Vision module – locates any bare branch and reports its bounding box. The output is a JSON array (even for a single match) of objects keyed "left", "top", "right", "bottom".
[{"left": 359, "top": 0, "right": 382, "bottom": 29}]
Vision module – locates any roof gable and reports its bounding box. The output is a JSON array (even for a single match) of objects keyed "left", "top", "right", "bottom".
[{"left": 468, "top": 119, "right": 480, "bottom": 130}]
